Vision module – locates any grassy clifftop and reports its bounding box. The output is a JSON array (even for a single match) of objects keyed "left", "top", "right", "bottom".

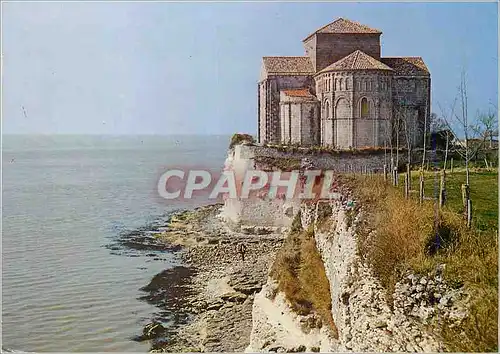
[{"left": 342, "top": 172, "right": 498, "bottom": 352}]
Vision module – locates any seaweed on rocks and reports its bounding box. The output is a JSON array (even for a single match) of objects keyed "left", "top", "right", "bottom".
[
  {"left": 133, "top": 266, "right": 198, "bottom": 348},
  {"left": 104, "top": 212, "right": 184, "bottom": 258}
]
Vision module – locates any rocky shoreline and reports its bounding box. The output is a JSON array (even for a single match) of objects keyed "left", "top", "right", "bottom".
[{"left": 143, "top": 203, "right": 284, "bottom": 352}]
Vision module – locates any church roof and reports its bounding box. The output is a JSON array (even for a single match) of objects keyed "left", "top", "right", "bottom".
[
  {"left": 381, "top": 57, "right": 430, "bottom": 76},
  {"left": 282, "top": 89, "right": 316, "bottom": 98},
  {"left": 317, "top": 50, "right": 393, "bottom": 74},
  {"left": 262, "top": 56, "right": 315, "bottom": 75},
  {"left": 303, "top": 18, "right": 382, "bottom": 42}
]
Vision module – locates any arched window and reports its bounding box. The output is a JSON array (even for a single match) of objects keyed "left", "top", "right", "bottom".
[
  {"left": 345, "top": 78, "right": 349, "bottom": 90},
  {"left": 325, "top": 100, "right": 330, "bottom": 118},
  {"left": 360, "top": 98, "right": 369, "bottom": 118},
  {"left": 339, "top": 78, "right": 343, "bottom": 91},
  {"left": 357, "top": 80, "right": 361, "bottom": 91}
]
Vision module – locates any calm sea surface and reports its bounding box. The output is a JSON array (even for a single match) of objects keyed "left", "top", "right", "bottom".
[{"left": 2, "top": 135, "right": 230, "bottom": 352}]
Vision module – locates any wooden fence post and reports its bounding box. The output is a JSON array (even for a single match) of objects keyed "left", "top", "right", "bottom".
[
  {"left": 467, "top": 199, "right": 472, "bottom": 228},
  {"left": 406, "top": 163, "right": 411, "bottom": 191},
  {"left": 461, "top": 184, "right": 468, "bottom": 208},
  {"left": 450, "top": 158, "right": 454, "bottom": 173},
  {"left": 404, "top": 172, "right": 409, "bottom": 199},
  {"left": 461, "top": 184, "right": 472, "bottom": 227},
  {"left": 439, "top": 169, "right": 446, "bottom": 208},
  {"left": 419, "top": 173, "right": 424, "bottom": 204},
  {"left": 393, "top": 167, "right": 398, "bottom": 186},
  {"left": 383, "top": 164, "right": 388, "bottom": 182}
]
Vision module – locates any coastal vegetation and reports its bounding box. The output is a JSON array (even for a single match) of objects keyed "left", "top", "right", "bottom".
[
  {"left": 269, "top": 212, "right": 338, "bottom": 338},
  {"left": 229, "top": 133, "right": 255, "bottom": 149},
  {"left": 341, "top": 170, "right": 498, "bottom": 352},
  {"left": 265, "top": 141, "right": 390, "bottom": 156},
  {"left": 253, "top": 155, "right": 302, "bottom": 171}
]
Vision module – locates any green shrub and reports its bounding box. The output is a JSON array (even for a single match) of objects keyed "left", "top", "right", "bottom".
[{"left": 229, "top": 133, "right": 255, "bottom": 149}]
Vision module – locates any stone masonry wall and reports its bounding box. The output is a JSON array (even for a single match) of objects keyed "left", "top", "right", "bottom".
[
  {"left": 392, "top": 77, "right": 431, "bottom": 148},
  {"left": 315, "top": 70, "right": 394, "bottom": 149},
  {"left": 312, "top": 33, "right": 381, "bottom": 72},
  {"left": 237, "top": 144, "right": 389, "bottom": 172},
  {"left": 280, "top": 95, "right": 320, "bottom": 146},
  {"left": 300, "top": 101, "right": 321, "bottom": 146},
  {"left": 303, "top": 36, "right": 317, "bottom": 70},
  {"left": 260, "top": 76, "right": 315, "bottom": 144}
]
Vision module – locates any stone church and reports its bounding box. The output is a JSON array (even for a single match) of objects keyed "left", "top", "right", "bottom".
[{"left": 257, "top": 18, "right": 431, "bottom": 149}]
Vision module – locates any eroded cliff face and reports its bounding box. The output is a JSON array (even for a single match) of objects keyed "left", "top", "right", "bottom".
[
  {"left": 311, "top": 201, "right": 441, "bottom": 352},
  {"left": 218, "top": 144, "right": 301, "bottom": 233},
  {"left": 245, "top": 195, "right": 468, "bottom": 353},
  {"left": 245, "top": 279, "right": 337, "bottom": 353},
  {"left": 220, "top": 143, "right": 468, "bottom": 352}
]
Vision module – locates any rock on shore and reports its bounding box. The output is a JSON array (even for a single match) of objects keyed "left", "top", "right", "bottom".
[{"left": 149, "top": 204, "right": 284, "bottom": 352}]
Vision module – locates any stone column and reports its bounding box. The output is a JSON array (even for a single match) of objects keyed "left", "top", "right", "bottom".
[
  {"left": 257, "top": 83, "right": 261, "bottom": 143},
  {"left": 299, "top": 103, "right": 303, "bottom": 145},
  {"left": 374, "top": 97, "right": 380, "bottom": 147},
  {"left": 265, "top": 80, "right": 270, "bottom": 142},
  {"left": 349, "top": 75, "right": 356, "bottom": 149}
]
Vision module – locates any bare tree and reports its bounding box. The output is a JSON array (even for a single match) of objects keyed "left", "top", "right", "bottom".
[
  {"left": 400, "top": 105, "right": 415, "bottom": 191},
  {"left": 395, "top": 111, "right": 400, "bottom": 170},
  {"left": 471, "top": 108, "right": 498, "bottom": 149},
  {"left": 382, "top": 113, "right": 395, "bottom": 182},
  {"left": 420, "top": 107, "right": 429, "bottom": 171},
  {"left": 399, "top": 98, "right": 426, "bottom": 192},
  {"left": 430, "top": 112, "right": 452, "bottom": 168},
  {"left": 440, "top": 71, "right": 475, "bottom": 182},
  {"left": 400, "top": 106, "right": 413, "bottom": 166},
  {"left": 429, "top": 112, "right": 444, "bottom": 136},
  {"left": 440, "top": 69, "right": 475, "bottom": 226}
]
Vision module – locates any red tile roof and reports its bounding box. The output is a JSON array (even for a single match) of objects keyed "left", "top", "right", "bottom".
[
  {"left": 381, "top": 57, "right": 430, "bottom": 76},
  {"left": 262, "top": 56, "right": 315, "bottom": 75},
  {"left": 282, "top": 89, "right": 316, "bottom": 98},
  {"left": 318, "top": 50, "right": 393, "bottom": 74},
  {"left": 304, "top": 18, "right": 382, "bottom": 42}
]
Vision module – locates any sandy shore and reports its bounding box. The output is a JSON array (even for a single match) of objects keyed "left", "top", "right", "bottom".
[{"left": 145, "top": 203, "right": 284, "bottom": 352}]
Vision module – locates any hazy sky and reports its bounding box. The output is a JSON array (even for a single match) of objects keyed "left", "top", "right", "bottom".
[{"left": 2, "top": 2, "right": 498, "bottom": 135}]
